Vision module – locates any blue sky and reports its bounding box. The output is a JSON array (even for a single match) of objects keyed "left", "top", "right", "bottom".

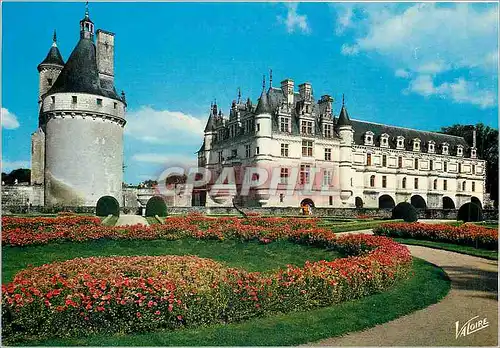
[{"left": 2, "top": 2, "right": 498, "bottom": 184}]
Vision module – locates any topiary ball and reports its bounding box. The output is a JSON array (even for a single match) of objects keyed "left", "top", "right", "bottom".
[
  {"left": 96, "top": 196, "right": 120, "bottom": 217},
  {"left": 145, "top": 196, "right": 168, "bottom": 217},
  {"left": 457, "top": 202, "right": 483, "bottom": 222},
  {"left": 392, "top": 202, "right": 418, "bottom": 222}
]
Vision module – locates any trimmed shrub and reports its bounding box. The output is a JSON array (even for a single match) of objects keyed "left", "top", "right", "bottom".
[
  {"left": 96, "top": 196, "right": 120, "bottom": 217},
  {"left": 392, "top": 202, "right": 418, "bottom": 222},
  {"left": 457, "top": 202, "right": 483, "bottom": 222},
  {"left": 145, "top": 196, "right": 167, "bottom": 217}
]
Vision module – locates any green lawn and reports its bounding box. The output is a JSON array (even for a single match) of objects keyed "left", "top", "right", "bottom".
[
  {"left": 11, "top": 258, "right": 450, "bottom": 346},
  {"left": 321, "top": 219, "right": 403, "bottom": 233},
  {"left": 2, "top": 238, "right": 341, "bottom": 283},
  {"left": 393, "top": 238, "right": 498, "bottom": 260}
]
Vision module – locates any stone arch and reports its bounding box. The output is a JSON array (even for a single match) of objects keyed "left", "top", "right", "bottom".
[
  {"left": 471, "top": 196, "right": 482, "bottom": 209},
  {"left": 355, "top": 196, "right": 364, "bottom": 208},
  {"left": 410, "top": 195, "right": 427, "bottom": 209},
  {"left": 378, "top": 194, "right": 395, "bottom": 209},
  {"left": 300, "top": 198, "right": 315, "bottom": 208},
  {"left": 442, "top": 196, "right": 455, "bottom": 209}
]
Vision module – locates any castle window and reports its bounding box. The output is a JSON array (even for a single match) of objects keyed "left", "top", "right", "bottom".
[
  {"left": 396, "top": 136, "right": 405, "bottom": 149},
  {"left": 472, "top": 182, "right": 475, "bottom": 192},
  {"left": 433, "top": 179, "right": 437, "bottom": 190},
  {"left": 47, "top": 78, "right": 53, "bottom": 86},
  {"left": 324, "top": 148, "right": 332, "bottom": 161},
  {"left": 329, "top": 196, "right": 333, "bottom": 206},
  {"left": 398, "top": 156, "right": 403, "bottom": 168},
  {"left": 430, "top": 160, "right": 433, "bottom": 171},
  {"left": 472, "top": 165, "right": 475, "bottom": 174},
  {"left": 96, "top": 98, "right": 103, "bottom": 106},
  {"left": 281, "top": 143, "right": 289, "bottom": 157},
  {"left": 51, "top": 96, "right": 55, "bottom": 103},
  {"left": 300, "top": 164, "right": 311, "bottom": 184},
  {"left": 280, "top": 117, "right": 290, "bottom": 132},
  {"left": 462, "top": 181, "right": 466, "bottom": 191},
  {"left": 382, "top": 176, "right": 387, "bottom": 188},
  {"left": 414, "top": 158, "right": 419, "bottom": 170},
  {"left": 302, "top": 140, "right": 313, "bottom": 157},
  {"left": 255, "top": 147, "right": 260, "bottom": 155},
  {"left": 301, "top": 120, "right": 313, "bottom": 135},
  {"left": 72, "top": 96, "right": 77, "bottom": 104},
  {"left": 231, "top": 149, "right": 237, "bottom": 158},
  {"left": 114, "top": 102, "right": 117, "bottom": 109},
  {"left": 458, "top": 163, "right": 462, "bottom": 173},
  {"left": 414, "top": 178, "right": 419, "bottom": 189},
  {"left": 280, "top": 168, "right": 289, "bottom": 184},
  {"left": 218, "top": 151, "right": 223, "bottom": 163},
  {"left": 324, "top": 124, "right": 332, "bottom": 138},
  {"left": 402, "top": 177, "right": 407, "bottom": 189},
  {"left": 364, "top": 131, "right": 374, "bottom": 146},
  {"left": 256, "top": 123, "right": 260, "bottom": 132},
  {"left": 245, "top": 145, "right": 251, "bottom": 158},
  {"left": 443, "top": 180, "right": 447, "bottom": 191},
  {"left": 366, "top": 153, "right": 372, "bottom": 166},
  {"left": 444, "top": 162, "right": 447, "bottom": 172},
  {"left": 323, "top": 170, "right": 332, "bottom": 186},
  {"left": 370, "top": 175, "right": 375, "bottom": 187},
  {"left": 280, "top": 194, "right": 284, "bottom": 203},
  {"left": 382, "top": 155, "right": 387, "bottom": 167}
]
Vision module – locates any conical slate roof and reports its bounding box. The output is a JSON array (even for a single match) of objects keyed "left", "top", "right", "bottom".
[
  {"left": 204, "top": 113, "right": 215, "bottom": 132},
  {"left": 255, "top": 89, "right": 271, "bottom": 114},
  {"left": 38, "top": 45, "right": 65, "bottom": 70},
  {"left": 337, "top": 104, "right": 351, "bottom": 126},
  {"left": 47, "top": 37, "right": 120, "bottom": 100}
]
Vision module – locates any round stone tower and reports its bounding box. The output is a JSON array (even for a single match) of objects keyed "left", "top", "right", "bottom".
[{"left": 39, "top": 6, "right": 127, "bottom": 206}]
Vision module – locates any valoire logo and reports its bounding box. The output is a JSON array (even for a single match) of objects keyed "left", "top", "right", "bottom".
[{"left": 455, "top": 316, "right": 489, "bottom": 339}]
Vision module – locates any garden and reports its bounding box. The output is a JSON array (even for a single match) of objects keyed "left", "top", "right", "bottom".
[{"left": 0, "top": 213, "right": 456, "bottom": 345}]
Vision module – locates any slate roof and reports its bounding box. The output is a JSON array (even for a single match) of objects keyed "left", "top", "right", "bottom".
[
  {"left": 255, "top": 88, "right": 272, "bottom": 114},
  {"left": 350, "top": 119, "right": 469, "bottom": 151},
  {"left": 38, "top": 45, "right": 65, "bottom": 70},
  {"left": 337, "top": 105, "right": 351, "bottom": 126},
  {"left": 46, "top": 37, "right": 121, "bottom": 101}
]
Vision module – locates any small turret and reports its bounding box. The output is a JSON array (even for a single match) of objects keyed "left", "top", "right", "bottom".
[
  {"left": 336, "top": 94, "right": 352, "bottom": 127},
  {"left": 255, "top": 75, "right": 271, "bottom": 115},
  {"left": 80, "top": 2, "right": 95, "bottom": 40},
  {"left": 37, "top": 30, "right": 65, "bottom": 100}
]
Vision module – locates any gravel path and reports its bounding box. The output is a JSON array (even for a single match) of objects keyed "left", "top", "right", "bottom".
[
  {"left": 309, "top": 230, "right": 498, "bottom": 346},
  {"left": 115, "top": 214, "right": 149, "bottom": 227}
]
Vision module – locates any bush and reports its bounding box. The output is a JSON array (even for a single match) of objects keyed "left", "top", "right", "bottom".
[
  {"left": 457, "top": 202, "right": 483, "bottom": 222},
  {"left": 96, "top": 196, "right": 120, "bottom": 217},
  {"left": 145, "top": 196, "right": 167, "bottom": 217},
  {"left": 392, "top": 202, "right": 418, "bottom": 222}
]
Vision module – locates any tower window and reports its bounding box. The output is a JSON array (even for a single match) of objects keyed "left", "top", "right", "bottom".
[
  {"left": 51, "top": 96, "right": 55, "bottom": 103},
  {"left": 47, "top": 78, "right": 53, "bottom": 86},
  {"left": 324, "top": 148, "right": 332, "bottom": 161},
  {"left": 458, "top": 163, "right": 462, "bottom": 173},
  {"left": 402, "top": 177, "right": 407, "bottom": 189},
  {"left": 382, "top": 176, "right": 387, "bottom": 188},
  {"left": 414, "top": 158, "right": 419, "bottom": 169},
  {"left": 472, "top": 165, "right": 475, "bottom": 174},
  {"left": 367, "top": 153, "right": 372, "bottom": 166},
  {"left": 280, "top": 194, "right": 284, "bottom": 203},
  {"left": 398, "top": 156, "right": 403, "bottom": 168},
  {"left": 72, "top": 96, "right": 77, "bottom": 104},
  {"left": 329, "top": 196, "right": 333, "bottom": 206},
  {"left": 472, "top": 182, "right": 475, "bottom": 192},
  {"left": 281, "top": 143, "right": 289, "bottom": 157},
  {"left": 462, "top": 181, "right": 466, "bottom": 191},
  {"left": 414, "top": 178, "right": 419, "bottom": 189},
  {"left": 96, "top": 98, "right": 103, "bottom": 106},
  {"left": 444, "top": 162, "right": 447, "bottom": 172},
  {"left": 433, "top": 179, "right": 437, "bottom": 190},
  {"left": 443, "top": 180, "right": 447, "bottom": 191},
  {"left": 382, "top": 155, "right": 387, "bottom": 167},
  {"left": 430, "top": 160, "right": 433, "bottom": 171},
  {"left": 114, "top": 102, "right": 117, "bottom": 109},
  {"left": 370, "top": 175, "right": 375, "bottom": 187}
]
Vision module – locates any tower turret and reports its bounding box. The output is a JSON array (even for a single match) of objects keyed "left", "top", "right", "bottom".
[
  {"left": 336, "top": 95, "right": 354, "bottom": 206},
  {"left": 37, "top": 30, "right": 64, "bottom": 100},
  {"left": 80, "top": 3, "right": 95, "bottom": 40}
]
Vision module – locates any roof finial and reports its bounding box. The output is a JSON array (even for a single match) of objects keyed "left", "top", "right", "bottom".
[
  {"left": 237, "top": 87, "right": 241, "bottom": 103},
  {"left": 262, "top": 74, "right": 266, "bottom": 90},
  {"left": 52, "top": 29, "right": 57, "bottom": 47},
  {"left": 85, "top": 1, "right": 89, "bottom": 19},
  {"left": 342, "top": 94, "right": 345, "bottom": 107},
  {"left": 269, "top": 69, "right": 273, "bottom": 88}
]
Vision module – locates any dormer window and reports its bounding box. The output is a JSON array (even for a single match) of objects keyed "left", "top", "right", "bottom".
[
  {"left": 412, "top": 138, "right": 421, "bottom": 152},
  {"left": 457, "top": 145, "right": 464, "bottom": 157},
  {"left": 380, "top": 133, "right": 389, "bottom": 148},
  {"left": 442, "top": 142, "right": 449, "bottom": 155},
  {"left": 396, "top": 136, "right": 405, "bottom": 150},
  {"left": 471, "top": 148, "right": 477, "bottom": 159},
  {"left": 428, "top": 140, "right": 435, "bottom": 153},
  {"left": 364, "top": 131, "right": 374, "bottom": 146}
]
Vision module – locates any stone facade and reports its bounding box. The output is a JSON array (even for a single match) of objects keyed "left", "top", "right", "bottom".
[{"left": 198, "top": 77, "right": 487, "bottom": 211}]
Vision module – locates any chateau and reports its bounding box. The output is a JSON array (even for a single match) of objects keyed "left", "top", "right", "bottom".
[
  {"left": 198, "top": 76, "right": 487, "bottom": 210},
  {"left": 31, "top": 6, "right": 127, "bottom": 206}
]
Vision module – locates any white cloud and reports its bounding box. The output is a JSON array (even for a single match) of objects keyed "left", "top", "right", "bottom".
[
  {"left": 277, "top": 3, "right": 310, "bottom": 34},
  {"left": 125, "top": 106, "right": 204, "bottom": 145},
  {"left": 1, "top": 108, "right": 20, "bottom": 129},
  {"left": 408, "top": 75, "right": 496, "bottom": 108},
  {"left": 132, "top": 153, "right": 197, "bottom": 168},
  {"left": 334, "top": 4, "right": 355, "bottom": 35},
  {"left": 395, "top": 69, "right": 410, "bottom": 78},
  {"left": 334, "top": 3, "right": 498, "bottom": 108},
  {"left": 2, "top": 160, "right": 30, "bottom": 173}
]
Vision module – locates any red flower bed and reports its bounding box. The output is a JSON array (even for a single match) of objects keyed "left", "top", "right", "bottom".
[
  {"left": 373, "top": 222, "right": 498, "bottom": 250},
  {"left": 2, "top": 215, "right": 412, "bottom": 341}
]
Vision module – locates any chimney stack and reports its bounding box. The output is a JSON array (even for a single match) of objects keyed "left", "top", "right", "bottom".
[
  {"left": 472, "top": 127, "right": 477, "bottom": 148},
  {"left": 96, "top": 29, "right": 115, "bottom": 87}
]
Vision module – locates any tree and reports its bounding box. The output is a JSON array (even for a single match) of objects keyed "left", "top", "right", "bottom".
[
  {"left": 440, "top": 123, "right": 498, "bottom": 207},
  {"left": 2, "top": 168, "right": 31, "bottom": 185}
]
